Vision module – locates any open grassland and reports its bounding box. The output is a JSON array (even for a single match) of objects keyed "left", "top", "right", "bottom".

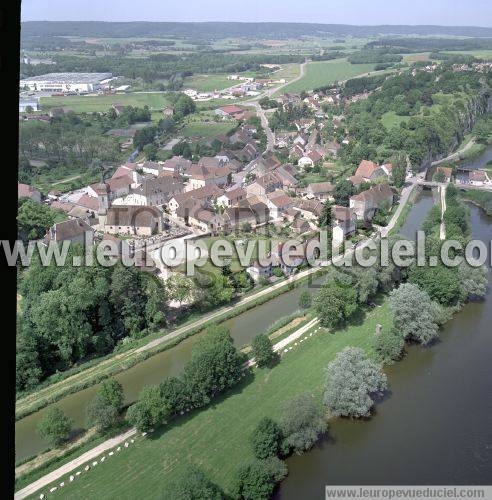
[
  {"left": 271, "top": 63, "right": 302, "bottom": 81},
  {"left": 441, "top": 50, "right": 492, "bottom": 60},
  {"left": 381, "top": 111, "right": 411, "bottom": 130},
  {"left": 403, "top": 52, "right": 431, "bottom": 63},
  {"left": 43, "top": 300, "right": 391, "bottom": 499},
  {"left": 184, "top": 74, "right": 234, "bottom": 92},
  {"left": 40, "top": 93, "right": 171, "bottom": 113},
  {"left": 276, "top": 59, "right": 376, "bottom": 94},
  {"left": 180, "top": 121, "right": 236, "bottom": 138}
]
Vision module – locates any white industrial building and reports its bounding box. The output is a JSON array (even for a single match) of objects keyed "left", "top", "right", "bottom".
[{"left": 19, "top": 72, "right": 113, "bottom": 93}]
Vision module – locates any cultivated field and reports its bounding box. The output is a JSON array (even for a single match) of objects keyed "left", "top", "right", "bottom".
[
  {"left": 184, "top": 74, "right": 234, "bottom": 92},
  {"left": 276, "top": 58, "right": 376, "bottom": 94},
  {"left": 40, "top": 93, "right": 172, "bottom": 113},
  {"left": 43, "top": 300, "right": 391, "bottom": 498}
]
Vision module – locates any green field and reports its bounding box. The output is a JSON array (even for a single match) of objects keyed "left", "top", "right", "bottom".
[
  {"left": 180, "top": 121, "right": 237, "bottom": 138},
  {"left": 276, "top": 59, "right": 376, "bottom": 94},
  {"left": 44, "top": 300, "right": 391, "bottom": 498},
  {"left": 381, "top": 111, "right": 411, "bottom": 130},
  {"left": 185, "top": 74, "right": 234, "bottom": 92},
  {"left": 441, "top": 50, "right": 492, "bottom": 60},
  {"left": 40, "top": 93, "right": 171, "bottom": 113}
]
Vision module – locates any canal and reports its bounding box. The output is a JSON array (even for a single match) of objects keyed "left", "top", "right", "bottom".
[
  {"left": 15, "top": 261, "right": 326, "bottom": 461},
  {"left": 277, "top": 203, "right": 492, "bottom": 497}
]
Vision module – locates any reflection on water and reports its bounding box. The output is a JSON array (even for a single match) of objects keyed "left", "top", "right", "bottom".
[
  {"left": 277, "top": 205, "right": 492, "bottom": 498},
  {"left": 15, "top": 268, "right": 325, "bottom": 461}
]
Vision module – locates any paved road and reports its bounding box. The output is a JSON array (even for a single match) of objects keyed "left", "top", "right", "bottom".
[
  {"left": 243, "top": 60, "right": 308, "bottom": 152},
  {"left": 432, "top": 138, "right": 476, "bottom": 166},
  {"left": 440, "top": 184, "right": 447, "bottom": 240},
  {"left": 379, "top": 180, "right": 417, "bottom": 238},
  {"left": 17, "top": 316, "right": 319, "bottom": 499}
]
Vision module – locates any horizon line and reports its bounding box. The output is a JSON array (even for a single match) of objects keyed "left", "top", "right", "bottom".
[{"left": 20, "top": 20, "right": 492, "bottom": 28}]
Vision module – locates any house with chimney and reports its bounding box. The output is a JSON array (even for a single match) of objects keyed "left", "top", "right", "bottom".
[
  {"left": 185, "top": 164, "right": 231, "bottom": 191},
  {"left": 115, "top": 175, "right": 184, "bottom": 206},
  {"left": 217, "top": 187, "right": 247, "bottom": 208},
  {"left": 266, "top": 191, "right": 295, "bottom": 219},
  {"left": 352, "top": 160, "right": 390, "bottom": 183},
  {"left": 168, "top": 185, "right": 223, "bottom": 218},
  {"left": 245, "top": 171, "right": 283, "bottom": 201},
  {"left": 306, "top": 182, "right": 334, "bottom": 201}
]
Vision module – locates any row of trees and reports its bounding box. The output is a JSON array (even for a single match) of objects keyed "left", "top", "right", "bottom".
[
  {"left": 21, "top": 51, "right": 304, "bottom": 85},
  {"left": 126, "top": 325, "right": 244, "bottom": 432},
  {"left": 37, "top": 378, "right": 124, "bottom": 447},
  {"left": 314, "top": 237, "right": 409, "bottom": 330}
]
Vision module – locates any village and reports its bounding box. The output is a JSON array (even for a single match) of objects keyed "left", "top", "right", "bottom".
[{"left": 18, "top": 62, "right": 492, "bottom": 287}]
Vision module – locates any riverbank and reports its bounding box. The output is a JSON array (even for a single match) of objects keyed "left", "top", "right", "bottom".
[
  {"left": 459, "top": 188, "right": 492, "bottom": 215},
  {"left": 15, "top": 268, "right": 326, "bottom": 421},
  {"left": 16, "top": 299, "right": 392, "bottom": 498},
  {"left": 277, "top": 203, "right": 492, "bottom": 497}
]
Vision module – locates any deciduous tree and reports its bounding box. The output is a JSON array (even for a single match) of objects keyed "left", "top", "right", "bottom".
[{"left": 324, "top": 346, "right": 388, "bottom": 417}]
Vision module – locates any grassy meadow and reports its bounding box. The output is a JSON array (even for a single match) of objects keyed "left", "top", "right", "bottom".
[
  {"left": 276, "top": 59, "right": 376, "bottom": 94},
  {"left": 43, "top": 300, "right": 392, "bottom": 499}
]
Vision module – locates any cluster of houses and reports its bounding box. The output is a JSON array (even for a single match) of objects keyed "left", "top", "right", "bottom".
[
  {"left": 183, "top": 74, "right": 284, "bottom": 102},
  {"left": 439, "top": 165, "right": 491, "bottom": 186}
]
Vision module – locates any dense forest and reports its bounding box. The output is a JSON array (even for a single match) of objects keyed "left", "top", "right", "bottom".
[
  {"left": 367, "top": 37, "right": 492, "bottom": 52},
  {"left": 338, "top": 67, "right": 491, "bottom": 168},
  {"left": 21, "top": 21, "right": 492, "bottom": 39}
]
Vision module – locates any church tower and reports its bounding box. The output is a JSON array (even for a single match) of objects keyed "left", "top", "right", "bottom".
[{"left": 95, "top": 180, "right": 110, "bottom": 228}]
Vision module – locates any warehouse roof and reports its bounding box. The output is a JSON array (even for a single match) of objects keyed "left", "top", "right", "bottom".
[{"left": 21, "top": 72, "right": 113, "bottom": 83}]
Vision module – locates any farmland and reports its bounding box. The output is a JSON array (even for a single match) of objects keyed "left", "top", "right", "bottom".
[
  {"left": 40, "top": 92, "right": 171, "bottom": 113},
  {"left": 180, "top": 121, "right": 237, "bottom": 138},
  {"left": 184, "top": 74, "right": 234, "bottom": 92},
  {"left": 276, "top": 58, "right": 376, "bottom": 94}
]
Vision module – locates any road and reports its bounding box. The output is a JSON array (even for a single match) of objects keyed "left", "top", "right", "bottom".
[
  {"left": 17, "top": 316, "right": 320, "bottom": 499},
  {"left": 432, "top": 138, "right": 476, "bottom": 166},
  {"left": 379, "top": 180, "right": 417, "bottom": 238},
  {"left": 243, "top": 60, "right": 309, "bottom": 152},
  {"left": 15, "top": 429, "right": 137, "bottom": 500}
]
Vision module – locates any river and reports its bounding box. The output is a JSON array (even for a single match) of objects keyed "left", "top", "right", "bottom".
[{"left": 277, "top": 201, "right": 492, "bottom": 497}]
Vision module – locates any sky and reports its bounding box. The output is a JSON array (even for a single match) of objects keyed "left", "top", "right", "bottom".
[{"left": 21, "top": 0, "right": 492, "bottom": 26}]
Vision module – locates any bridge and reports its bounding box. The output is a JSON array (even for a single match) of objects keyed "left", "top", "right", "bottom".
[{"left": 415, "top": 179, "right": 492, "bottom": 191}]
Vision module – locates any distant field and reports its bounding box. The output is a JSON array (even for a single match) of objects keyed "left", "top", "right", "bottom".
[
  {"left": 40, "top": 93, "right": 171, "bottom": 113},
  {"left": 381, "top": 111, "right": 411, "bottom": 130},
  {"left": 403, "top": 52, "right": 431, "bottom": 63},
  {"left": 44, "top": 299, "right": 391, "bottom": 499},
  {"left": 277, "top": 59, "right": 376, "bottom": 94},
  {"left": 185, "top": 74, "right": 233, "bottom": 92},
  {"left": 180, "top": 121, "right": 236, "bottom": 138},
  {"left": 272, "top": 63, "right": 302, "bottom": 81},
  {"left": 440, "top": 50, "right": 492, "bottom": 60}
]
